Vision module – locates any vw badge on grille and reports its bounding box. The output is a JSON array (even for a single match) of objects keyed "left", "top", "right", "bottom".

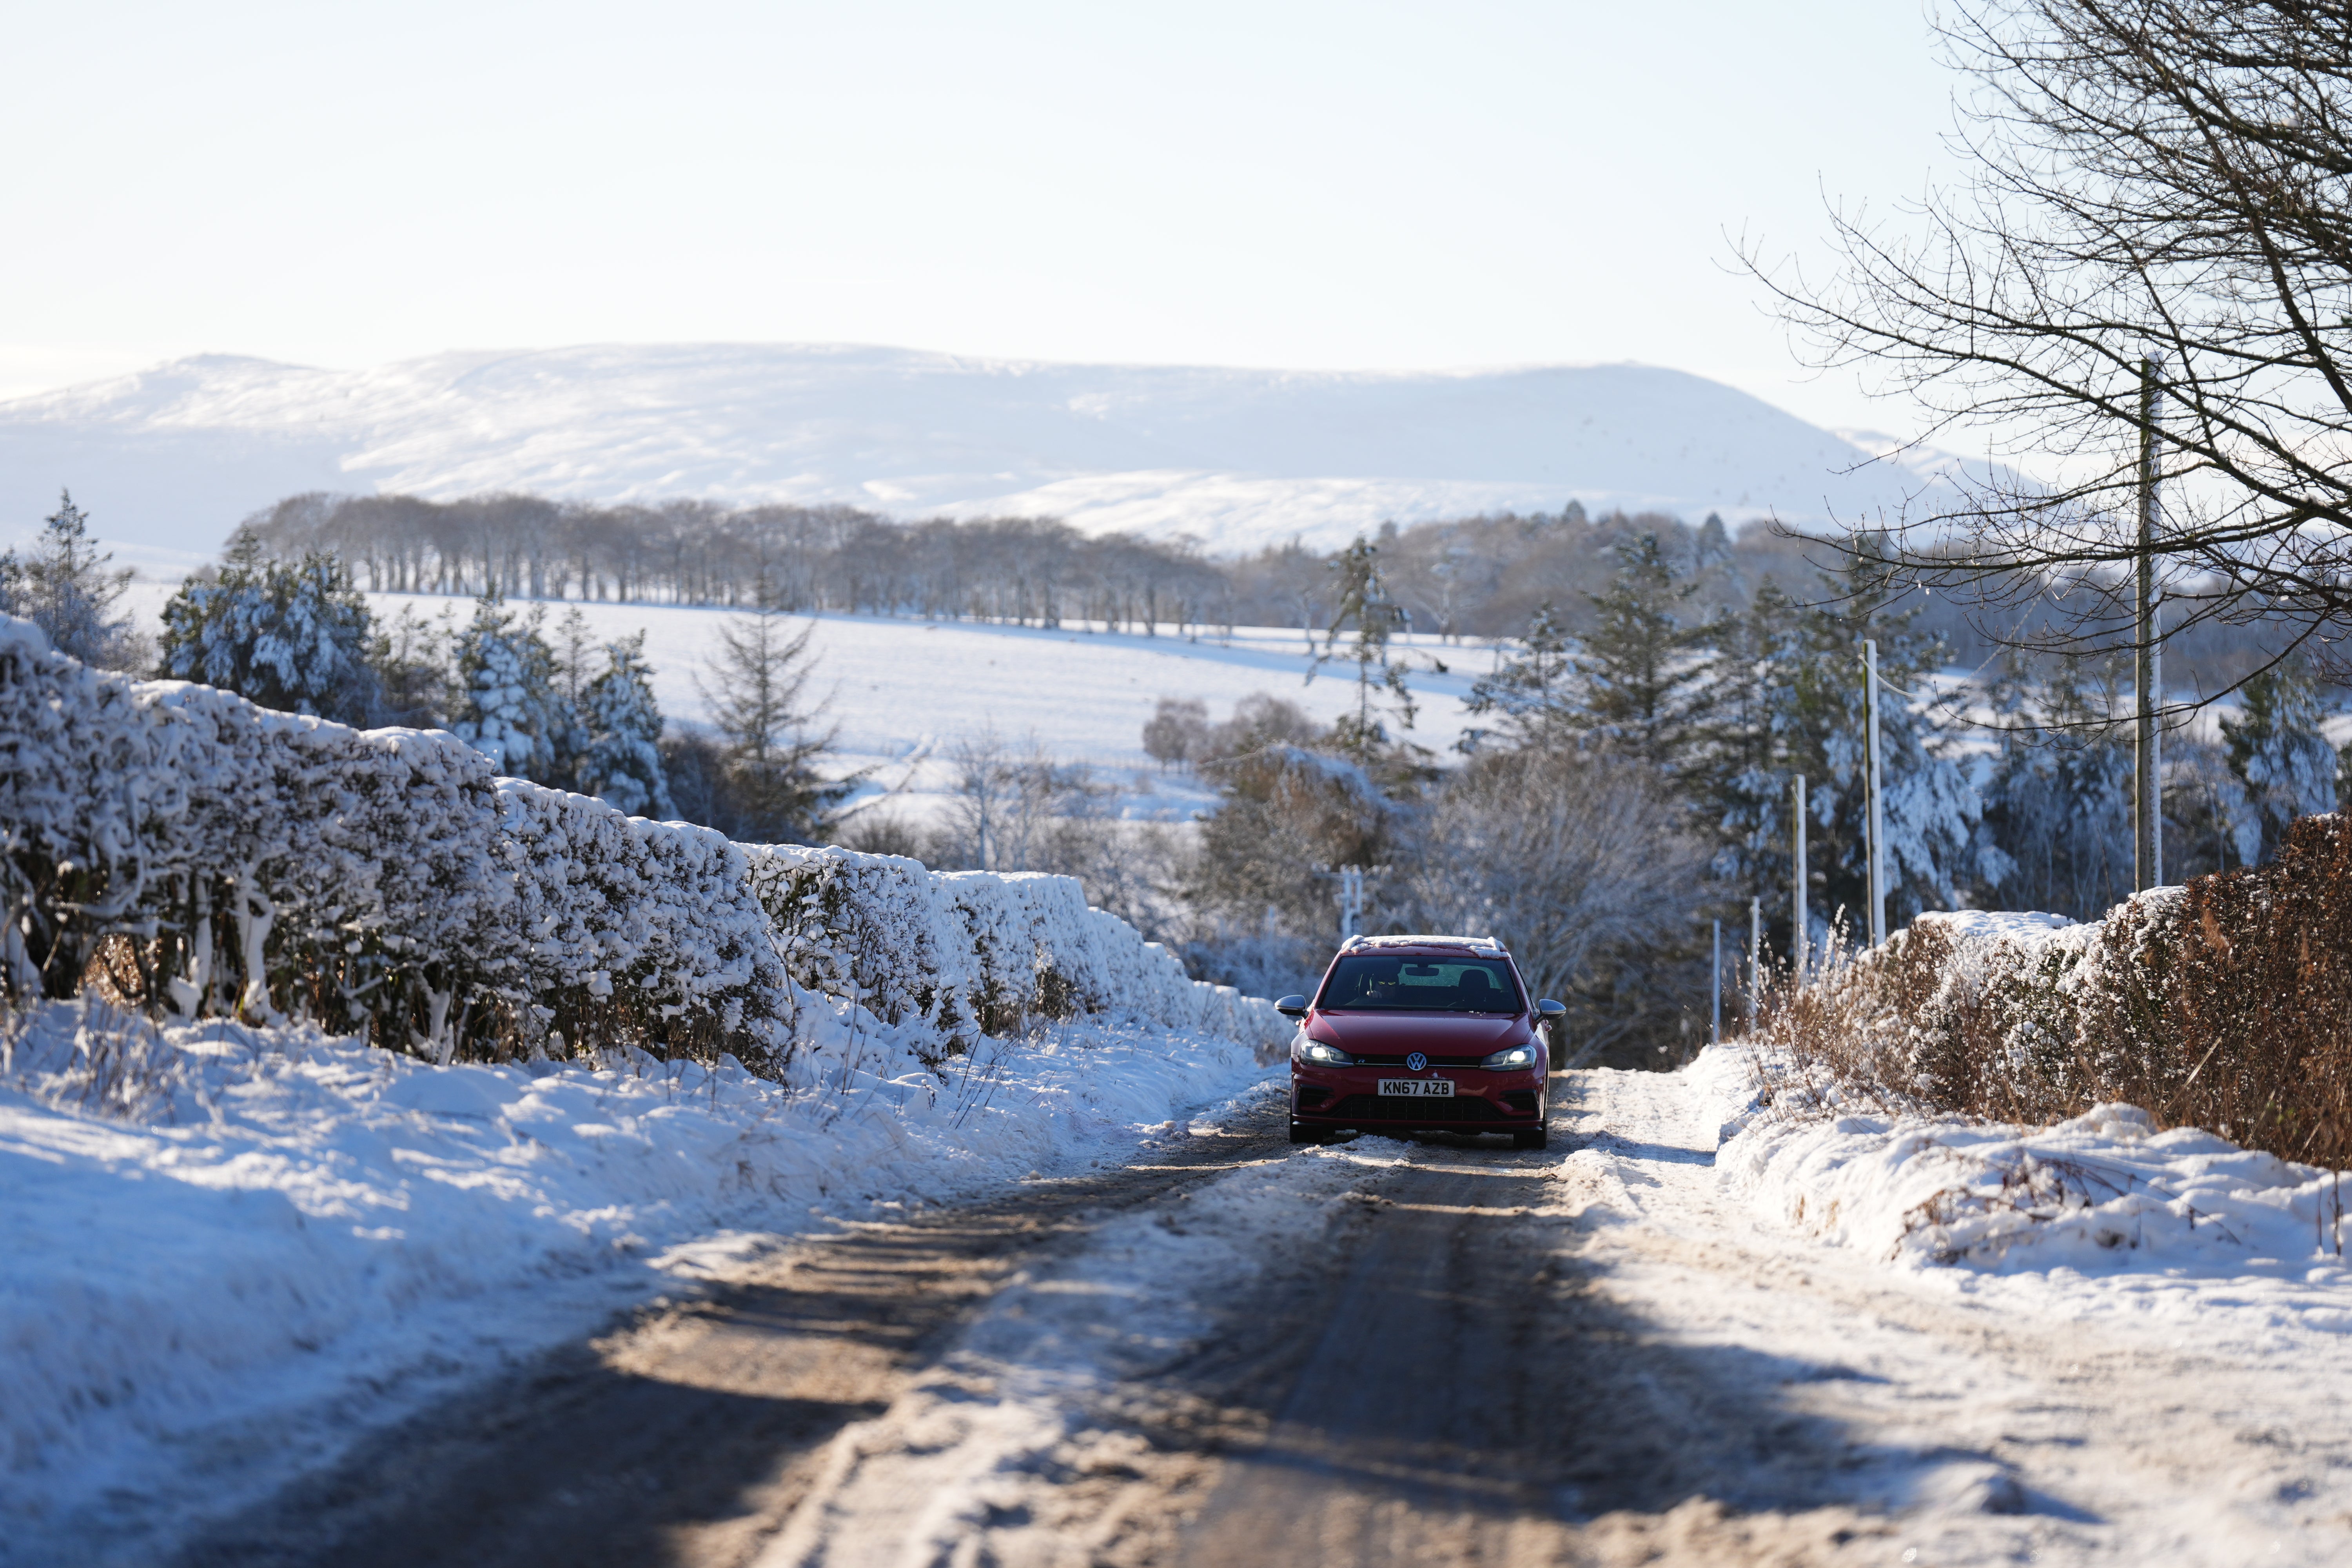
[{"left": 1406, "top": 1051, "right": 1428, "bottom": 1072}]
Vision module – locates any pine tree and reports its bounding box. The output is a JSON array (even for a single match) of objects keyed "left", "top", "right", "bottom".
[
  {"left": 1976, "top": 654, "right": 2135, "bottom": 917},
  {"left": 2222, "top": 661, "right": 2337, "bottom": 866},
  {"left": 0, "top": 490, "right": 143, "bottom": 669},
  {"left": 1566, "top": 533, "right": 1719, "bottom": 773},
  {"left": 158, "top": 536, "right": 381, "bottom": 722},
  {"left": 1311, "top": 535, "right": 1417, "bottom": 764},
  {"left": 699, "top": 596, "right": 847, "bottom": 842},
  {"left": 1798, "top": 550, "right": 1981, "bottom": 933},
  {"left": 1688, "top": 551, "right": 1981, "bottom": 949},
  {"left": 1463, "top": 600, "right": 1574, "bottom": 749},
  {"left": 449, "top": 595, "right": 565, "bottom": 780},
  {"left": 1695, "top": 577, "right": 1808, "bottom": 916},
  {"left": 575, "top": 633, "right": 676, "bottom": 818}
]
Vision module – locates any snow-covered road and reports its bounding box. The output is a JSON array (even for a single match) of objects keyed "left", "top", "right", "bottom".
[{"left": 148, "top": 1063, "right": 2352, "bottom": 1567}]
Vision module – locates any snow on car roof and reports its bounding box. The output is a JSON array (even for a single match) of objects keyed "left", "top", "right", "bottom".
[{"left": 1338, "top": 934, "right": 1509, "bottom": 956}]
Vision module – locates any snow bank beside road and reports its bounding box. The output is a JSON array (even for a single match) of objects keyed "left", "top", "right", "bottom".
[
  {"left": 1689, "top": 1044, "right": 2352, "bottom": 1343},
  {"left": 0, "top": 997, "right": 1276, "bottom": 1550}
]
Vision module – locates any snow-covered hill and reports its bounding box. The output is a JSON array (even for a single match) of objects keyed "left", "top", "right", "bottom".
[{"left": 3, "top": 343, "right": 1968, "bottom": 558}]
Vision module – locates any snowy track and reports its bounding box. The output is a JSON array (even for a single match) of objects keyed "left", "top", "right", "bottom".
[{"left": 134, "top": 1069, "right": 2352, "bottom": 1565}]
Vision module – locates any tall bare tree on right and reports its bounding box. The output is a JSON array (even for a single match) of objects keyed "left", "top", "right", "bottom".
[{"left": 1750, "top": 0, "right": 2352, "bottom": 686}]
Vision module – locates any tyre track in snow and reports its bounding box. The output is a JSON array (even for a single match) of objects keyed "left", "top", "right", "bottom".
[
  {"left": 164, "top": 1105, "right": 1298, "bottom": 1568},
  {"left": 171, "top": 1068, "right": 2352, "bottom": 1567}
]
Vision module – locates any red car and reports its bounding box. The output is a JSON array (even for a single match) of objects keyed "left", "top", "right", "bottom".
[{"left": 1279, "top": 935, "right": 1563, "bottom": 1149}]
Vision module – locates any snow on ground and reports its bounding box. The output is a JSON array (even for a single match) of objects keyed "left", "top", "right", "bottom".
[
  {"left": 115, "top": 583, "right": 1485, "bottom": 823},
  {"left": 1690, "top": 1043, "right": 2352, "bottom": 1348},
  {"left": 756, "top": 1079, "right": 1387, "bottom": 1567},
  {"left": 0, "top": 997, "right": 1278, "bottom": 1553},
  {"left": 1560, "top": 1060, "right": 2352, "bottom": 1564}
]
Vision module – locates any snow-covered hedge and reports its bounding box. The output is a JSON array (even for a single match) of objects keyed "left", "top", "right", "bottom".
[
  {"left": 1759, "top": 816, "right": 2352, "bottom": 1166},
  {"left": 0, "top": 615, "right": 1280, "bottom": 1071},
  {"left": 746, "top": 845, "right": 1274, "bottom": 1051}
]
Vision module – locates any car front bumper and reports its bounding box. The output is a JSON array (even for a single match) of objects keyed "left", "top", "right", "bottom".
[{"left": 1289, "top": 1067, "right": 1544, "bottom": 1131}]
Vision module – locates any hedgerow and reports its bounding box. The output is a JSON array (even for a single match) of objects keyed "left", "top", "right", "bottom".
[
  {"left": 0, "top": 614, "right": 1277, "bottom": 1072},
  {"left": 1756, "top": 813, "right": 2352, "bottom": 1165}
]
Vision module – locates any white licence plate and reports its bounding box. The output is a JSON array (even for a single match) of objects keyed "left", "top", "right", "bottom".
[{"left": 1377, "top": 1078, "right": 1455, "bottom": 1098}]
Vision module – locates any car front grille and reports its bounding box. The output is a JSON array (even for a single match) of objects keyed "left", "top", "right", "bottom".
[
  {"left": 1347, "top": 1054, "right": 1489, "bottom": 1068},
  {"left": 1323, "top": 1094, "right": 1508, "bottom": 1123}
]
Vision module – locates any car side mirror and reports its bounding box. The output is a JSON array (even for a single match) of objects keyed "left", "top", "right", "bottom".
[
  {"left": 1275, "top": 994, "right": 1309, "bottom": 1018},
  {"left": 1536, "top": 998, "right": 1565, "bottom": 1018}
]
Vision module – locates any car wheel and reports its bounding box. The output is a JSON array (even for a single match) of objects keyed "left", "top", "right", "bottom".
[
  {"left": 1512, "top": 1126, "right": 1548, "bottom": 1151},
  {"left": 1289, "top": 1119, "right": 1318, "bottom": 1145}
]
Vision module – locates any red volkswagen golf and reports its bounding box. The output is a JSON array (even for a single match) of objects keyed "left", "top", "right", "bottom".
[{"left": 1279, "top": 935, "right": 1563, "bottom": 1149}]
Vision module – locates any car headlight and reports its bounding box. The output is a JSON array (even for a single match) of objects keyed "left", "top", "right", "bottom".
[
  {"left": 1480, "top": 1043, "right": 1541, "bottom": 1072},
  {"left": 1293, "top": 1038, "right": 1355, "bottom": 1067}
]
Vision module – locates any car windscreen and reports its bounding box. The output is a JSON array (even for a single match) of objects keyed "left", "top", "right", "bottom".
[{"left": 1315, "top": 955, "right": 1524, "bottom": 1013}]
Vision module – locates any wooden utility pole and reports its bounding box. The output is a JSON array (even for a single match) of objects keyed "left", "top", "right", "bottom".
[
  {"left": 1710, "top": 920, "right": 1722, "bottom": 1044},
  {"left": 1863, "top": 639, "right": 1886, "bottom": 946},
  {"left": 1747, "top": 897, "right": 1760, "bottom": 1029},
  {"left": 2134, "top": 355, "right": 2164, "bottom": 892},
  {"left": 1792, "top": 776, "right": 1808, "bottom": 982}
]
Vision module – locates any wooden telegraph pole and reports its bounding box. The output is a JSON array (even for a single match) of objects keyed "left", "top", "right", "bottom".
[
  {"left": 2134, "top": 356, "right": 2164, "bottom": 892},
  {"left": 1792, "top": 776, "right": 1808, "bottom": 982},
  {"left": 1863, "top": 639, "right": 1886, "bottom": 947}
]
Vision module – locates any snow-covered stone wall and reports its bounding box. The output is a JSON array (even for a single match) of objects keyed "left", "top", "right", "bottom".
[{"left": 0, "top": 614, "right": 1281, "bottom": 1070}]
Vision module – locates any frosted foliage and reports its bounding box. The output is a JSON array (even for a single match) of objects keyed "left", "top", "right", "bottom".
[
  {"left": 159, "top": 555, "right": 375, "bottom": 721},
  {"left": 0, "top": 613, "right": 1280, "bottom": 1071},
  {"left": 1822, "top": 678, "right": 1980, "bottom": 922},
  {"left": 450, "top": 600, "right": 561, "bottom": 780},
  {"left": 2223, "top": 668, "right": 2337, "bottom": 866},
  {"left": 576, "top": 636, "right": 673, "bottom": 818},
  {"left": 743, "top": 844, "right": 1279, "bottom": 1052}
]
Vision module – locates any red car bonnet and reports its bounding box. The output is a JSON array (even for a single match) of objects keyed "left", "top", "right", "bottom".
[{"left": 1305, "top": 1012, "right": 1533, "bottom": 1051}]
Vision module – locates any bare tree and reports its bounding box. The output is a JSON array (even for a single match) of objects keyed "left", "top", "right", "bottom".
[
  {"left": 1394, "top": 746, "right": 1710, "bottom": 1058},
  {"left": 1750, "top": 0, "right": 2352, "bottom": 685}
]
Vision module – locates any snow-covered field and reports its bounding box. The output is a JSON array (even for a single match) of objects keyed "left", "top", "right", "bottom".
[
  {"left": 0, "top": 997, "right": 1278, "bottom": 1559},
  {"left": 115, "top": 582, "right": 1484, "bottom": 822}
]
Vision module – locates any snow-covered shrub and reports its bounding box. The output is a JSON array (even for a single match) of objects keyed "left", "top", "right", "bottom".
[
  {"left": 4, "top": 614, "right": 1280, "bottom": 1076},
  {"left": 745, "top": 844, "right": 1284, "bottom": 1060},
  {"left": 495, "top": 781, "right": 795, "bottom": 1065},
  {"left": 573, "top": 633, "right": 674, "bottom": 818},
  {"left": 1755, "top": 817, "right": 2352, "bottom": 1165}
]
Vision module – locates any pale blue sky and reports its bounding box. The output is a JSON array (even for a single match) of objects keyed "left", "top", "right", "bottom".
[{"left": 4, "top": 1, "right": 1957, "bottom": 432}]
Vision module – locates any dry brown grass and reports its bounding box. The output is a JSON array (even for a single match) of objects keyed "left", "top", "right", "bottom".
[{"left": 1753, "top": 812, "right": 2352, "bottom": 1167}]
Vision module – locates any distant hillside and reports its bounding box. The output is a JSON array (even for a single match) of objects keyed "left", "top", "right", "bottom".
[{"left": 0, "top": 343, "right": 1974, "bottom": 558}]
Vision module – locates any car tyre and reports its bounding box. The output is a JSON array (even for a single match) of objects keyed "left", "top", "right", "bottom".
[
  {"left": 1289, "top": 1119, "right": 1318, "bottom": 1145},
  {"left": 1512, "top": 1126, "right": 1548, "bottom": 1151}
]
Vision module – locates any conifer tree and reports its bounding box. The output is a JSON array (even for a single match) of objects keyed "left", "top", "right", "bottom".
[
  {"left": 449, "top": 595, "right": 565, "bottom": 780},
  {"left": 1310, "top": 535, "right": 1416, "bottom": 765},
  {"left": 1463, "top": 600, "right": 1574, "bottom": 749},
  {"left": 0, "top": 490, "right": 143, "bottom": 669},
  {"left": 2222, "top": 661, "right": 2337, "bottom": 866},
  {"left": 700, "top": 592, "right": 847, "bottom": 842},
  {"left": 1976, "top": 654, "right": 2134, "bottom": 917},
  {"left": 575, "top": 633, "right": 676, "bottom": 818},
  {"left": 158, "top": 536, "right": 381, "bottom": 722},
  {"left": 1563, "top": 533, "right": 1719, "bottom": 773}
]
